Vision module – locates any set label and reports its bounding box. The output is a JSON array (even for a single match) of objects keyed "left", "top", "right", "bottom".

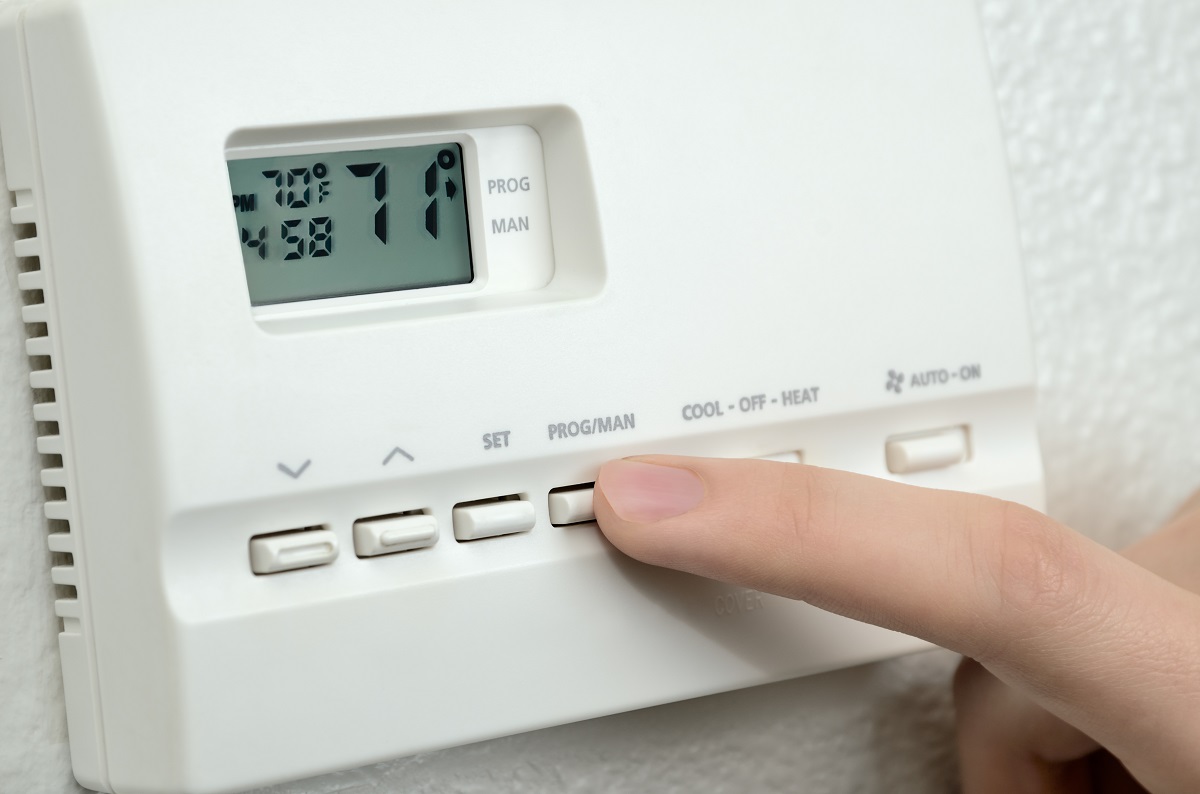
[{"left": 482, "top": 431, "right": 512, "bottom": 450}]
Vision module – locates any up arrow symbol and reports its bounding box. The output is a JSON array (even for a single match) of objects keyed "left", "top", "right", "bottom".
[
  {"left": 382, "top": 447, "right": 415, "bottom": 466},
  {"left": 277, "top": 460, "right": 311, "bottom": 479}
]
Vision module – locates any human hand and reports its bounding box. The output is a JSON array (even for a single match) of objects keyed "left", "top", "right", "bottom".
[{"left": 592, "top": 457, "right": 1200, "bottom": 793}]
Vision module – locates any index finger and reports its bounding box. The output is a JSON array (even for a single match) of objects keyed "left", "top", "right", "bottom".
[{"left": 593, "top": 455, "right": 1200, "bottom": 789}]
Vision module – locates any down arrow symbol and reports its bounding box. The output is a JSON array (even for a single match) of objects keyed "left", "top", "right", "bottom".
[{"left": 277, "top": 460, "right": 311, "bottom": 479}]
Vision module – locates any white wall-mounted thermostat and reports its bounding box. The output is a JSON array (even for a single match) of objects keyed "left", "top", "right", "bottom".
[{"left": 0, "top": 0, "right": 1043, "bottom": 791}]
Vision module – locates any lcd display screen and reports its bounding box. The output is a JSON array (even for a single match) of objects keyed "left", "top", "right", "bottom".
[{"left": 227, "top": 142, "right": 473, "bottom": 305}]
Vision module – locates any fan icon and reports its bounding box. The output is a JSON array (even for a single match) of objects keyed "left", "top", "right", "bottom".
[{"left": 886, "top": 370, "right": 904, "bottom": 394}]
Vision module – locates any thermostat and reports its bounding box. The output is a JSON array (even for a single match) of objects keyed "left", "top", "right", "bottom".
[{"left": 0, "top": 0, "right": 1043, "bottom": 791}]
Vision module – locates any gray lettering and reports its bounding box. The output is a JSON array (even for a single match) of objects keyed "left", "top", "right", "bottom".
[
  {"left": 910, "top": 369, "right": 951, "bottom": 388},
  {"left": 547, "top": 412, "right": 638, "bottom": 442},
  {"left": 738, "top": 394, "right": 766, "bottom": 412},
  {"left": 491, "top": 215, "right": 530, "bottom": 234},
  {"left": 780, "top": 387, "right": 820, "bottom": 407},
  {"left": 681, "top": 402, "right": 724, "bottom": 421},
  {"left": 483, "top": 431, "right": 512, "bottom": 450},
  {"left": 487, "top": 177, "right": 532, "bottom": 194}
]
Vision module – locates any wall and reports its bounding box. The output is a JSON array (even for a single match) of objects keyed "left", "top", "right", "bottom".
[{"left": 2, "top": 1, "right": 1198, "bottom": 791}]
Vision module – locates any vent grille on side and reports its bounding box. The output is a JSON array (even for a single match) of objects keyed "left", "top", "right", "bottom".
[{"left": 11, "top": 189, "right": 80, "bottom": 632}]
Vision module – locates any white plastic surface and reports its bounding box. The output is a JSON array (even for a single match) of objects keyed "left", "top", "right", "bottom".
[
  {"left": 0, "top": 1, "right": 1042, "bottom": 792},
  {"left": 885, "top": 428, "right": 969, "bottom": 474},
  {"left": 352, "top": 514, "right": 438, "bottom": 557}
]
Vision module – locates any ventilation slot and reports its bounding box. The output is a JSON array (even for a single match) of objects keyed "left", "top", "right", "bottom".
[{"left": 10, "top": 192, "right": 80, "bottom": 625}]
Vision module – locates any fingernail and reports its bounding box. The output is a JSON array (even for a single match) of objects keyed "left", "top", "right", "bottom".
[{"left": 598, "top": 459, "right": 705, "bottom": 523}]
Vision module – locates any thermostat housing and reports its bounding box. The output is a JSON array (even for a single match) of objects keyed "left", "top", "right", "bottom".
[{"left": 0, "top": 1, "right": 1042, "bottom": 792}]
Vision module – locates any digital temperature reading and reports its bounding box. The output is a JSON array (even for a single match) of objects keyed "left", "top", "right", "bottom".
[{"left": 227, "top": 142, "right": 473, "bottom": 305}]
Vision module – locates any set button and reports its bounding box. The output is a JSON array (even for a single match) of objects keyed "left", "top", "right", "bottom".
[{"left": 453, "top": 497, "right": 535, "bottom": 541}]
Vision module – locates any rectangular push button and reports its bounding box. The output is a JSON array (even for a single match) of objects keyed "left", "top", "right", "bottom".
[
  {"left": 548, "top": 485, "right": 595, "bottom": 526},
  {"left": 249, "top": 528, "right": 338, "bottom": 574},
  {"left": 353, "top": 513, "right": 437, "bottom": 557},
  {"left": 757, "top": 450, "right": 802, "bottom": 464},
  {"left": 453, "top": 497, "right": 535, "bottom": 541},
  {"left": 885, "top": 427, "right": 968, "bottom": 474}
]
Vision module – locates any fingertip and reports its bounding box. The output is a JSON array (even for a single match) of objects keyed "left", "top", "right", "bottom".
[
  {"left": 593, "top": 454, "right": 808, "bottom": 582},
  {"left": 596, "top": 458, "right": 706, "bottom": 524},
  {"left": 593, "top": 457, "right": 706, "bottom": 569}
]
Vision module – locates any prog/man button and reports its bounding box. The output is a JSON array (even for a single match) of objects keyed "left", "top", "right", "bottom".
[{"left": 548, "top": 486, "right": 595, "bottom": 526}]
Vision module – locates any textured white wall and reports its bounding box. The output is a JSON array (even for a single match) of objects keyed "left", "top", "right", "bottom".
[{"left": 2, "top": 1, "right": 1198, "bottom": 791}]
